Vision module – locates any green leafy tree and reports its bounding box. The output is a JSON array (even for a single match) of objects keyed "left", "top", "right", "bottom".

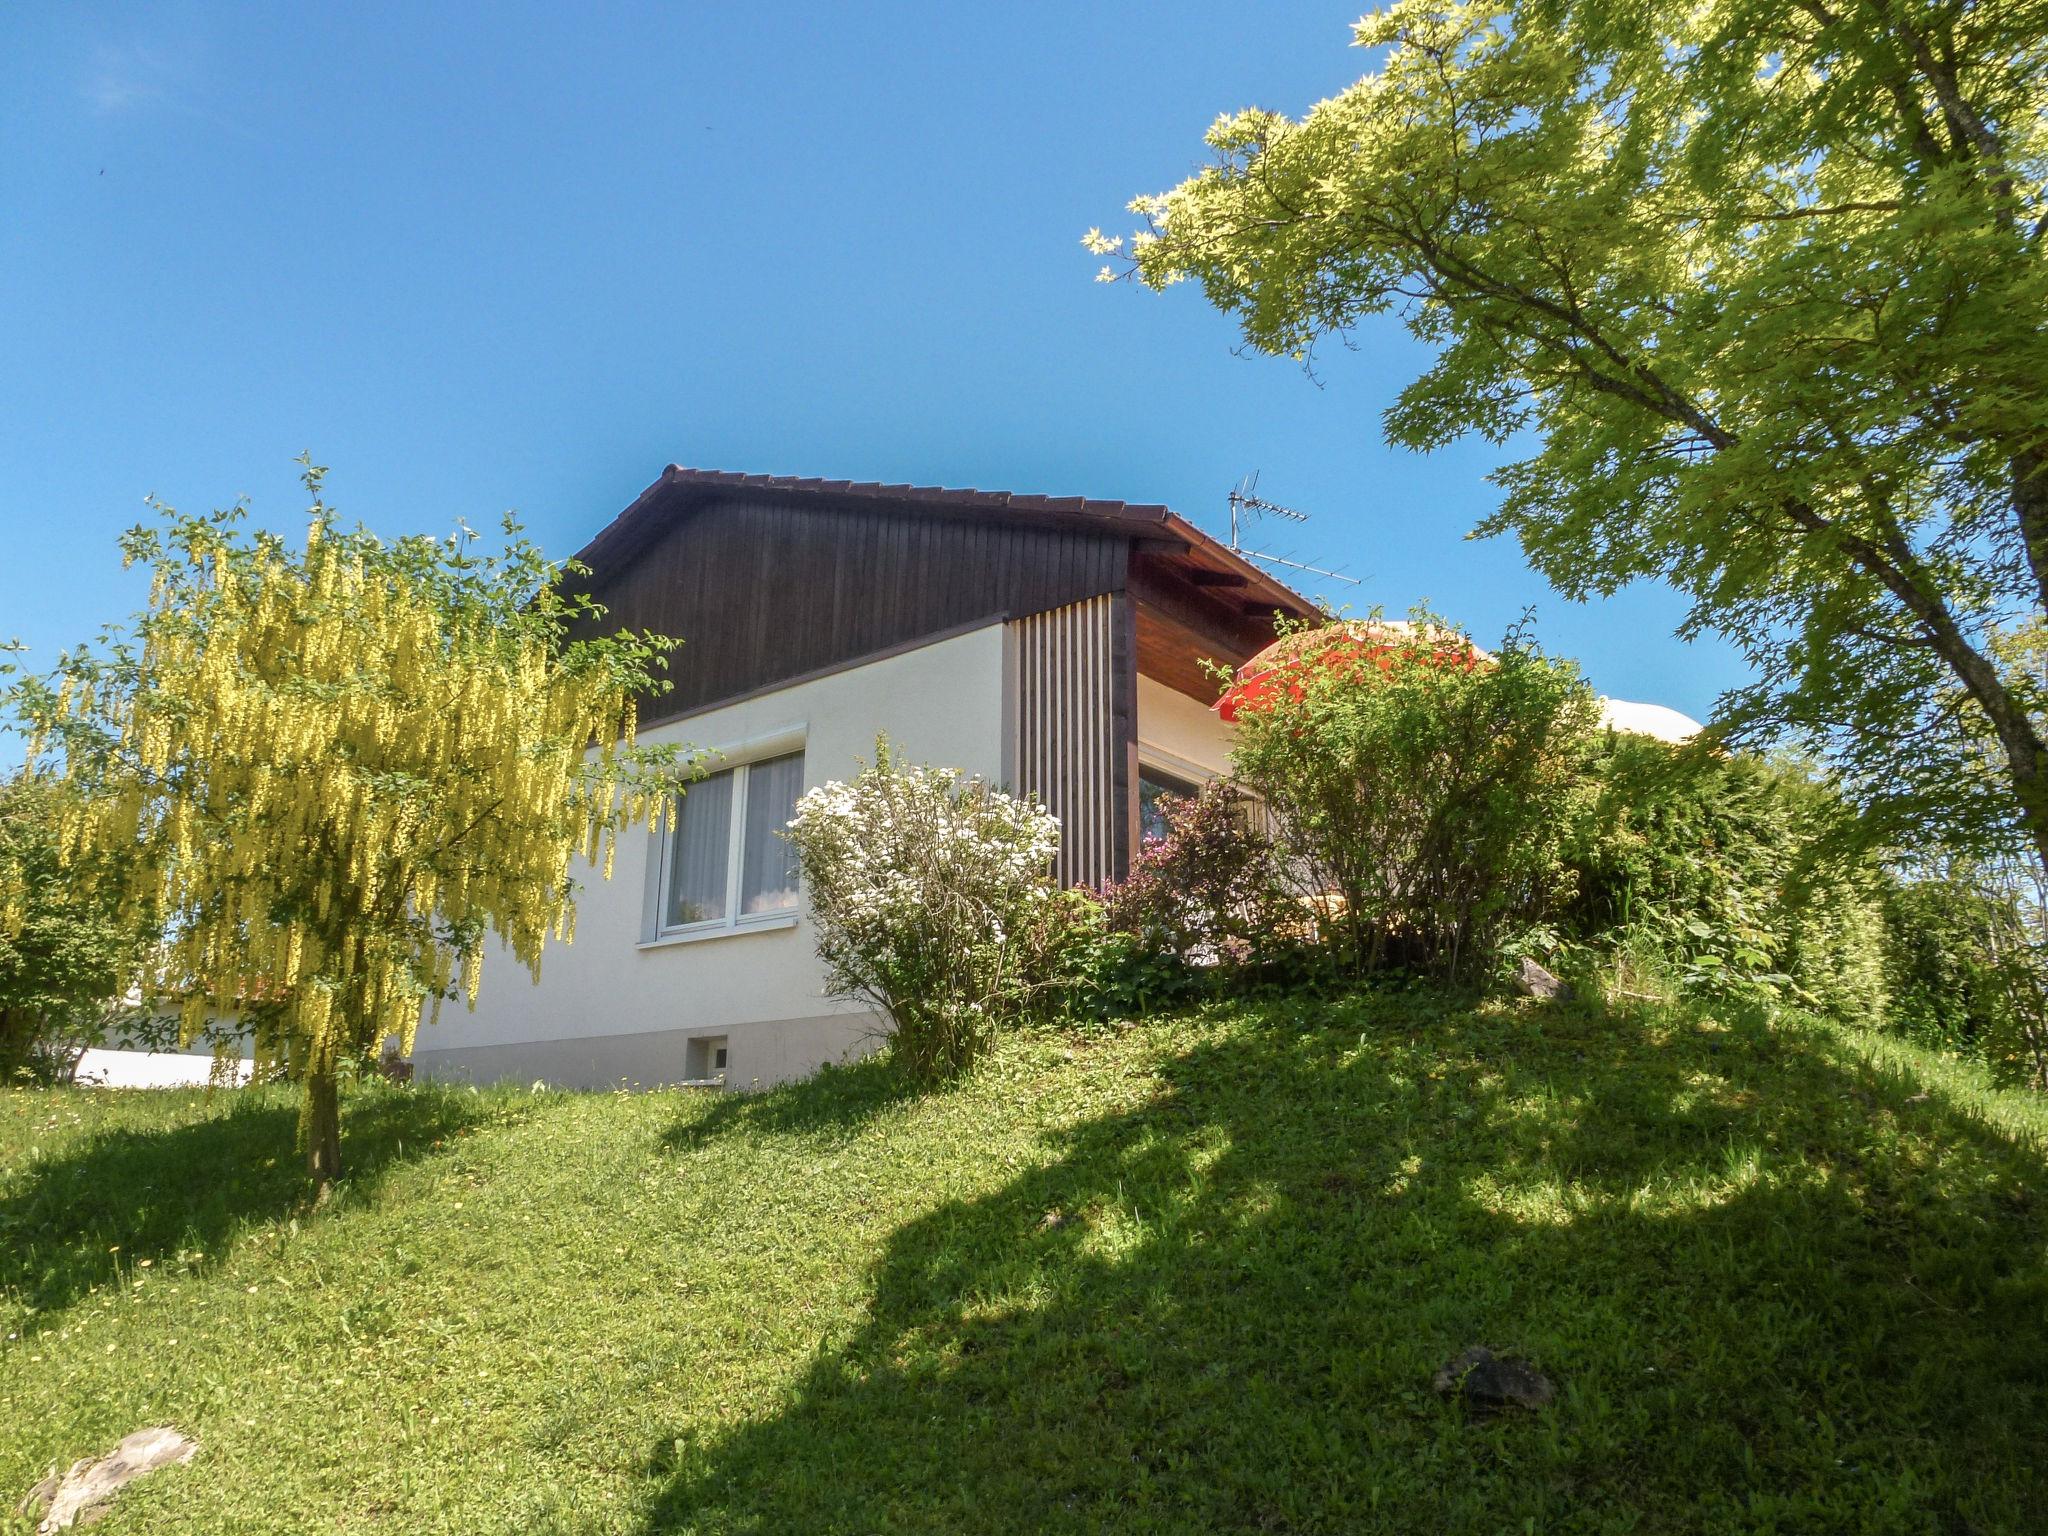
[
  {"left": 9, "top": 462, "right": 693, "bottom": 1185},
  {"left": 1096, "top": 0, "right": 2048, "bottom": 870},
  {"left": 0, "top": 772, "right": 151, "bottom": 1083}
]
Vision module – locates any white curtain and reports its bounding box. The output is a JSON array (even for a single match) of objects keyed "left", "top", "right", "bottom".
[
  {"left": 740, "top": 752, "right": 803, "bottom": 914},
  {"left": 665, "top": 769, "right": 733, "bottom": 927}
]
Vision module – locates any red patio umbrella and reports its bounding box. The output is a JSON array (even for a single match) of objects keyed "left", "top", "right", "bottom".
[{"left": 1213, "top": 620, "right": 1489, "bottom": 723}]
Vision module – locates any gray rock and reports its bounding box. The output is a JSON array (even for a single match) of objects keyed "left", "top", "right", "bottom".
[
  {"left": 16, "top": 1472, "right": 59, "bottom": 1521},
  {"left": 1433, "top": 1346, "right": 1556, "bottom": 1412},
  {"left": 1512, "top": 958, "right": 1573, "bottom": 1002},
  {"left": 19, "top": 1427, "right": 197, "bottom": 1531}
]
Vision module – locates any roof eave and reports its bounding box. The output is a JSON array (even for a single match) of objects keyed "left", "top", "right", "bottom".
[{"left": 1159, "top": 512, "right": 1319, "bottom": 623}]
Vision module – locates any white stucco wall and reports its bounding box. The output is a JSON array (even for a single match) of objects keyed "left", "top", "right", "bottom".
[
  {"left": 74, "top": 1049, "right": 255, "bottom": 1089},
  {"left": 1136, "top": 673, "right": 1235, "bottom": 782},
  {"left": 415, "top": 623, "right": 1009, "bottom": 1088}
]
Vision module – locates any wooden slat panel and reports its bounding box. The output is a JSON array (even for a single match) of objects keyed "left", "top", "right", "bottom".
[
  {"left": 1011, "top": 595, "right": 1122, "bottom": 889},
  {"left": 1109, "top": 590, "right": 1137, "bottom": 880}
]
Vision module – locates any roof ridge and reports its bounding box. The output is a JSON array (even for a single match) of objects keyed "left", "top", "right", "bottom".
[{"left": 661, "top": 464, "right": 1174, "bottom": 521}]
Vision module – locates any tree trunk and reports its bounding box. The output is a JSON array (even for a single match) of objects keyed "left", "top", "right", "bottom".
[
  {"left": 305, "top": 1068, "right": 342, "bottom": 1190},
  {"left": 2010, "top": 447, "right": 2048, "bottom": 621},
  {"left": 1969, "top": 677, "right": 2048, "bottom": 888},
  {"left": 0, "top": 1005, "right": 26, "bottom": 1081}
]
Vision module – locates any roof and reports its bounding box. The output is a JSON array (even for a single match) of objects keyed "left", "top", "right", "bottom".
[{"left": 570, "top": 465, "right": 1317, "bottom": 623}]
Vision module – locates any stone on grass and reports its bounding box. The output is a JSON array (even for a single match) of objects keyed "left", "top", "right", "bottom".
[
  {"left": 1512, "top": 958, "right": 1572, "bottom": 1002},
  {"left": 18, "top": 1426, "right": 197, "bottom": 1531},
  {"left": 1433, "top": 1347, "right": 1556, "bottom": 1412}
]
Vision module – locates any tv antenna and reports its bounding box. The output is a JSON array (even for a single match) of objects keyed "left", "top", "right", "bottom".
[{"left": 1226, "top": 474, "right": 1361, "bottom": 587}]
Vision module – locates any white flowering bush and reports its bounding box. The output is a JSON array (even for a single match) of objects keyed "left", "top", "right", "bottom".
[{"left": 783, "top": 737, "right": 1061, "bottom": 1078}]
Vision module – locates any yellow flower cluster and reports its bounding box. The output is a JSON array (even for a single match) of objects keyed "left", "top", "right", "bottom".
[{"left": 44, "top": 511, "right": 677, "bottom": 1090}]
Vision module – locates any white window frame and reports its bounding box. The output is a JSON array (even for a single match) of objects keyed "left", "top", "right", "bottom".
[
  {"left": 640, "top": 726, "right": 806, "bottom": 948},
  {"left": 1135, "top": 743, "right": 1221, "bottom": 789}
]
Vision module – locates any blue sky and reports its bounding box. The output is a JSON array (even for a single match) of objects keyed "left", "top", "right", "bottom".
[{"left": 1, "top": 2, "right": 1744, "bottom": 721}]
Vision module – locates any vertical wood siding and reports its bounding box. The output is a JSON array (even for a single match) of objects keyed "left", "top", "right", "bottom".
[{"left": 1013, "top": 595, "right": 1130, "bottom": 889}]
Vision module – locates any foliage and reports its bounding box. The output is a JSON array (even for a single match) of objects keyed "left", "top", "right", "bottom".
[
  {"left": 1562, "top": 735, "right": 1891, "bottom": 1018},
  {"left": 783, "top": 737, "right": 1062, "bottom": 1078},
  {"left": 5, "top": 989, "right": 2048, "bottom": 1531},
  {"left": 0, "top": 773, "right": 152, "bottom": 1085},
  {"left": 5, "top": 460, "right": 692, "bottom": 1180},
  {"left": 1003, "top": 886, "right": 1136, "bottom": 1024},
  {"left": 1099, "top": 0, "right": 2048, "bottom": 879},
  {"left": 1228, "top": 610, "right": 1597, "bottom": 979},
  {"left": 1780, "top": 860, "right": 1892, "bottom": 1024},
  {"left": 1883, "top": 875, "right": 2009, "bottom": 1050},
  {"left": 1049, "top": 918, "right": 1214, "bottom": 1023},
  {"left": 1098, "top": 779, "right": 1286, "bottom": 972},
  {"left": 1882, "top": 857, "right": 2048, "bottom": 1087},
  {"left": 91, "top": 996, "right": 263, "bottom": 1070}
]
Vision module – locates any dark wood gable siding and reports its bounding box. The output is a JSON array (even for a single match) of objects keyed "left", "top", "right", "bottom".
[{"left": 574, "top": 495, "right": 1131, "bottom": 724}]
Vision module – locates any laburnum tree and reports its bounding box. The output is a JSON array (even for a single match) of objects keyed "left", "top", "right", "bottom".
[
  {"left": 11, "top": 461, "right": 692, "bottom": 1186},
  {"left": 1094, "top": 0, "right": 2048, "bottom": 870}
]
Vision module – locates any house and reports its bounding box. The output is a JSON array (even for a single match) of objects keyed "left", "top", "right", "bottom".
[{"left": 411, "top": 467, "right": 1321, "bottom": 1090}]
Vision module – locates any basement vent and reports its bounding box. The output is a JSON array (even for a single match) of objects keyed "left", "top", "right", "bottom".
[{"left": 686, "top": 1035, "right": 730, "bottom": 1081}]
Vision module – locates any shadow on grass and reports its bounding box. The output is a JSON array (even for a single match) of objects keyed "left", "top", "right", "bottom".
[
  {"left": 660, "top": 1049, "right": 925, "bottom": 1152},
  {"left": 0, "top": 1083, "right": 495, "bottom": 1318},
  {"left": 638, "top": 994, "right": 2048, "bottom": 1535}
]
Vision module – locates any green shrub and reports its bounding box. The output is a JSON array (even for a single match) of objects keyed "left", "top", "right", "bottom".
[
  {"left": 1565, "top": 740, "right": 1790, "bottom": 982},
  {"left": 1045, "top": 915, "right": 1212, "bottom": 1022},
  {"left": 1562, "top": 736, "right": 1889, "bottom": 1021},
  {"left": 0, "top": 772, "right": 151, "bottom": 1083},
  {"left": 1882, "top": 876, "right": 2007, "bottom": 1053},
  {"left": 1004, "top": 886, "right": 1151, "bottom": 1024},
  {"left": 1228, "top": 611, "right": 1597, "bottom": 981},
  {"left": 1782, "top": 871, "right": 1890, "bottom": 1023},
  {"left": 782, "top": 738, "right": 1062, "bottom": 1079},
  {"left": 1881, "top": 865, "right": 2048, "bottom": 1088}
]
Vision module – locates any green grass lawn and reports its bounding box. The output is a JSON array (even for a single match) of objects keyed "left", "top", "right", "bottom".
[{"left": 4, "top": 988, "right": 2047, "bottom": 1534}]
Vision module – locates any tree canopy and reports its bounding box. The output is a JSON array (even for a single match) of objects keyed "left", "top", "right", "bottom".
[
  {"left": 9, "top": 462, "right": 692, "bottom": 1180},
  {"left": 1096, "top": 0, "right": 2048, "bottom": 868},
  {"left": 0, "top": 771, "right": 151, "bottom": 1083}
]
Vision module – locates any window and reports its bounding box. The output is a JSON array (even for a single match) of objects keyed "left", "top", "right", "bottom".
[
  {"left": 659, "top": 751, "right": 804, "bottom": 935},
  {"left": 1138, "top": 764, "right": 1203, "bottom": 846}
]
